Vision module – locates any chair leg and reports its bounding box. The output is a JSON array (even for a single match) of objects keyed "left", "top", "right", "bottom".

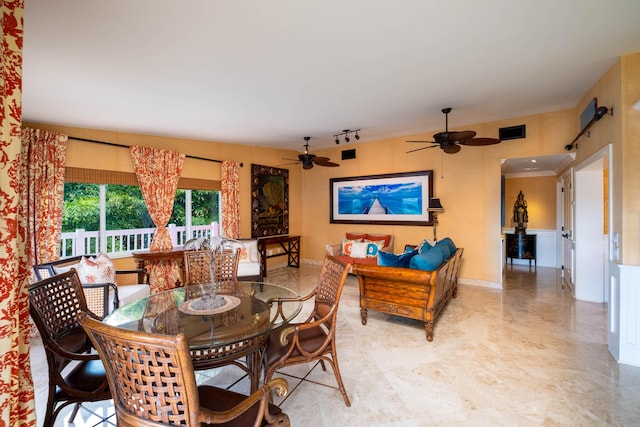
[
  {"left": 68, "top": 402, "right": 82, "bottom": 423},
  {"left": 329, "top": 349, "right": 351, "bottom": 407}
]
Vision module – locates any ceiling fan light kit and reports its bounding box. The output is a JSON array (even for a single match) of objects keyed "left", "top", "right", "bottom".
[
  {"left": 334, "top": 129, "right": 360, "bottom": 145},
  {"left": 406, "top": 108, "right": 502, "bottom": 155},
  {"left": 281, "top": 137, "right": 340, "bottom": 170}
]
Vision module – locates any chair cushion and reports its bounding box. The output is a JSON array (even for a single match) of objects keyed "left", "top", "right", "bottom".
[
  {"left": 198, "top": 385, "right": 283, "bottom": 427},
  {"left": 237, "top": 262, "right": 260, "bottom": 277},
  {"left": 55, "top": 359, "right": 108, "bottom": 398},
  {"left": 265, "top": 324, "right": 329, "bottom": 366},
  {"left": 116, "top": 284, "right": 150, "bottom": 307}
]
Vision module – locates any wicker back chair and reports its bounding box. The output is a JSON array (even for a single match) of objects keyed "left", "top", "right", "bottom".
[
  {"left": 183, "top": 249, "right": 213, "bottom": 286},
  {"left": 33, "top": 262, "right": 118, "bottom": 318},
  {"left": 264, "top": 255, "right": 352, "bottom": 406},
  {"left": 212, "top": 248, "right": 240, "bottom": 283},
  {"left": 77, "top": 311, "right": 290, "bottom": 427},
  {"left": 29, "top": 270, "right": 111, "bottom": 426}
]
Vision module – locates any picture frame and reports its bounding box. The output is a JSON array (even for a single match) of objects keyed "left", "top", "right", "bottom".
[
  {"left": 251, "top": 164, "right": 289, "bottom": 237},
  {"left": 330, "top": 170, "right": 433, "bottom": 225}
]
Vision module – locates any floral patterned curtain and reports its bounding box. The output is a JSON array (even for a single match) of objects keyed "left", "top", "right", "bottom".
[
  {"left": 20, "top": 128, "right": 68, "bottom": 269},
  {"left": 130, "top": 145, "right": 185, "bottom": 292},
  {"left": 221, "top": 160, "right": 240, "bottom": 239},
  {"left": 0, "top": 1, "right": 37, "bottom": 425}
]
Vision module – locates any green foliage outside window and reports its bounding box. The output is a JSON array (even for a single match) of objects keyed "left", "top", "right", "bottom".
[{"left": 63, "top": 183, "right": 219, "bottom": 232}]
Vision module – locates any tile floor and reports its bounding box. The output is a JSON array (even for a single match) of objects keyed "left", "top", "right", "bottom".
[{"left": 30, "top": 263, "right": 640, "bottom": 426}]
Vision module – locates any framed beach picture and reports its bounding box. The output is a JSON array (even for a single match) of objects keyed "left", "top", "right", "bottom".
[{"left": 330, "top": 170, "right": 433, "bottom": 225}]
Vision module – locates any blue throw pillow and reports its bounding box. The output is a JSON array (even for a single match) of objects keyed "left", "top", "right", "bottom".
[
  {"left": 440, "top": 237, "right": 457, "bottom": 254},
  {"left": 409, "top": 247, "right": 444, "bottom": 271},
  {"left": 435, "top": 240, "right": 451, "bottom": 259},
  {"left": 378, "top": 249, "right": 417, "bottom": 268},
  {"left": 418, "top": 238, "right": 436, "bottom": 254}
]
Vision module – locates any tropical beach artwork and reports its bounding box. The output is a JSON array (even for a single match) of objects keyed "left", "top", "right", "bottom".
[{"left": 330, "top": 170, "right": 433, "bottom": 225}]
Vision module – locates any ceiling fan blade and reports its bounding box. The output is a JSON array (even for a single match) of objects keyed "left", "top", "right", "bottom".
[
  {"left": 443, "top": 144, "right": 462, "bottom": 154},
  {"left": 449, "top": 130, "right": 477, "bottom": 142},
  {"left": 406, "top": 145, "right": 438, "bottom": 153},
  {"left": 314, "top": 157, "right": 340, "bottom": 167},
  {"left": 460, "top": 137, "right": 502, "bottom": 146}
]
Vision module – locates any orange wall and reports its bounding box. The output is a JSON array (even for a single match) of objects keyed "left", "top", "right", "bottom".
[
  {"left": 302, "top": 110, "right": 575, "bottom": 285},
  {"left": 24, "top": 52, "right": 640, "bottom": 283},
  {"left": 504, "top": 176, "right": 557, "bottom": 230},
  {"left": 21, "top": 123, "right": 304, "bottom": 271},
  {"left": 27, "top": 110, "right": 574, "bottom": 285}
]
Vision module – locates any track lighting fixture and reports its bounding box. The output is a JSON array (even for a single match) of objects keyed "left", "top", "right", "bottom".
[
  {"left": 565, "top": 105, "right": 612, "bottom": 151},
  {"left": 333, "top": 129, "right": 361, "bottom": 145}
]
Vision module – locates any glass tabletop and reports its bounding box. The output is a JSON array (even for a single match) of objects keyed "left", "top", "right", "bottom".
[{"left": 104, "top": 281, "right": 302, "bottom": 350}]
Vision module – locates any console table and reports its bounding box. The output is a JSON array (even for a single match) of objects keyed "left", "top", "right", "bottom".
[
  {"left": 257, "top": 235, "right": 300, "bottom": 277},
  {"left": 505, "top": 233, "right": 537, "bottom": 267},
  {"left": 132, "top": 247, "right": 185, "bottom": 287}
]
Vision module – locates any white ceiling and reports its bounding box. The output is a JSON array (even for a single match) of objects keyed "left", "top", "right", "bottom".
[{"left": 22, "top": 1, "right": 640, "bottom": 153}]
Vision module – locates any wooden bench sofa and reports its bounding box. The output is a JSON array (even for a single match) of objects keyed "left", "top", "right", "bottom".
[{"left": 352, "top": 247, "right": 463, "bottom": 341}]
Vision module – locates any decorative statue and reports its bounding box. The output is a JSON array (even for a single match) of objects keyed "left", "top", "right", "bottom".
[{"left": 512, "top": 190, "right": 528, "bottom": 235}]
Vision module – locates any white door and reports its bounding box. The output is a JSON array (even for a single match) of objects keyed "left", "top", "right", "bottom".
[{"left": 561, "top": 168, "right": 575, "bottom": 293}]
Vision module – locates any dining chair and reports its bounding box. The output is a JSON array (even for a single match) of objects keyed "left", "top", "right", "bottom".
[
  {"left": 263, "top": 255, "right": 352, "bottom": 406},
  {"left": 183, "top": 248, "right": 213, "bottom": 286},
  {"left": 77, "top": 311, "right": 291, "bottom": 427},
  {"left": 184, "top": 247, "right": 240, "bottom": 294},
  {"left": 212, "top": 248, "right": 241, "bottom": 293},
  {"left": 29, "top": 270, "right": 112, "bottom": 427}
]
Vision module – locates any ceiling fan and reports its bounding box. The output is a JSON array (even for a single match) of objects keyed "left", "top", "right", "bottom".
[
  {"left": 282, "top": 137, "right": 339, "bottom": 169},
  {"left": 407, "top": 108, "right": 502, "bottom": 154}
]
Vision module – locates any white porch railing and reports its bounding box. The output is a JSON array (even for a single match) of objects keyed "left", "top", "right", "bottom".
[{"left": 60, "top": 222, "right": 220, "bottom": 258}]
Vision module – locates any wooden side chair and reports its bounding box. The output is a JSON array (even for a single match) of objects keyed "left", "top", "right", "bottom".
[
  {"left": 212, "top": 248, "right": 240, "bottom": 294},
  {"left": 264, "top": 255, "right": 352, "bottom": 406},
  {"left": 29, "top": 270, "right": 112, "bottom": 426},
  {"left": 183, "top": 248, "right": 213, "bottom": 286},
  {"left": 77, "top": 311, "right": 291, "bottom": 427}
]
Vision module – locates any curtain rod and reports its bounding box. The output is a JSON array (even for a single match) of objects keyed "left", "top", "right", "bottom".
[{"left": 68, "top": 136, "right": 243, "bottom": 167}]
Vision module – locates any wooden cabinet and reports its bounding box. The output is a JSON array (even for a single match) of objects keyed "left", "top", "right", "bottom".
[{"left": 505, "top": 233, "right": 536, "bottom": 267}]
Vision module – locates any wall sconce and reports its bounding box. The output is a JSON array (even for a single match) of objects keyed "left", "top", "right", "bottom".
[
  {"left": 428, "top": 198, "right": 445, "bottom": 242},
  {"left": 334, "top": 129, "right": 360, "bottom": 145}
]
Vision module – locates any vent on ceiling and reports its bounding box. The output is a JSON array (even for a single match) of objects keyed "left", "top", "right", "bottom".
[
  {"left": 342, "top": 149, "right": 356, "bottom": 160},
  {"left": 499, "top": 125, "right": 526, "bottom": 140}
]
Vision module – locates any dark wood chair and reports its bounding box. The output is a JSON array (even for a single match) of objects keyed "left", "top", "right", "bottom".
[
  {"left": 77, "top": 311, "right": 290, "bottom": 427},
  {"left": 29, "top": 270, "right": 112, "bottom": 427},
  {"left": 264, "top": 255, "right": 352, "bottom": 406},
  {"left": 33, "top": 255, "right": 149, "bottom": 317}
]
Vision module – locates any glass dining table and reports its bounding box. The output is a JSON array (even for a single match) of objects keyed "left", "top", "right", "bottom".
[{"left": 104, "top": 281, "right": 302, "bottom": 392}]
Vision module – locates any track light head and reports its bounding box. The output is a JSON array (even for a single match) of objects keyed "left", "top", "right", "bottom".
[
  {"left": 345, "top": 136, "right": 350, "bottom": 143},
  {"left": 335, "top": 137, "right": 340, "bottom": 144},
  {"left": 565, "top": 144, "right": 574, "bottom": 151},
  {"left": 355, "top": 131, "right": 360, "bottom": 140}
]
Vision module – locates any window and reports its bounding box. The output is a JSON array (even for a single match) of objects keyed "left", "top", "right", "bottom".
[{"left": 62, "top": 181, "right": 220, "bottom": 258}]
